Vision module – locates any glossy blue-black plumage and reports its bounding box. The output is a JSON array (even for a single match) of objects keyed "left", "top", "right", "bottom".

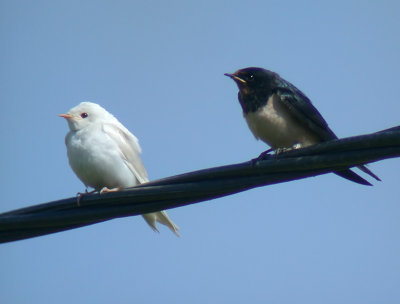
[
  {"left": 226, "top": 67, "right": 381, "bottom": 185},
  {"left": 273, "top": 76, "right": 337, "bottom": 141}
]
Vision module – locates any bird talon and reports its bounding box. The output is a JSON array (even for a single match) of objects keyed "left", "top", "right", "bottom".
[
  {"left": 275, "top": 144, "right": 300, "bottom": 154},
  {"left": 76, "top": 192, "right": 83, "bottom": 206},
  {"left": 75, "top": 189, "right": 96, "bottom": 206},
  {"left": 250, "top": 148, "right": 274, "bottom": 165},
  {"left": 258, "top": 148, "right": 274, "bottom": 159},
  {"left": 100, "top": 187, "right": 121, "bottom": 194}
]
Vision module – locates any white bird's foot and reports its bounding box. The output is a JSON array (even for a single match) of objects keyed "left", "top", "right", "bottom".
[
  {"left": 76, "top": 189, "right": 96, "bottom": 206},
  {"left": 100, "top": 187, "right": 121, "bottom": 194}
]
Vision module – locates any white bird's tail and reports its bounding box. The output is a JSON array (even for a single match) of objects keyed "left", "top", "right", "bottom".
[{"left": 142, "top": 211, "right": 180, "bottom": 237}]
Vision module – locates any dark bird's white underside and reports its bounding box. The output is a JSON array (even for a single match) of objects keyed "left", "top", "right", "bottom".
[{"left": 244, "top": 94, "right": 320, "bottom": 149}]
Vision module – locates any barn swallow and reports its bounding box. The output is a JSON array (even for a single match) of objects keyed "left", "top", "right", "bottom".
[
  {"left": 60, "top": 102, "right": 179, "bottom": 235},
  {"left": 225, "top": 67, "right": 380, "bottom": 185}
]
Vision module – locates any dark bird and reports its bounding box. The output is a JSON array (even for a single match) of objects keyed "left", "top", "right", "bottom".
[{"left": 225, "top": 67, "right": 380, "bottom": 185}]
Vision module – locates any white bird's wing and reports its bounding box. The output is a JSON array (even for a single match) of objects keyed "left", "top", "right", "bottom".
[
  {"left": 102, "top": 122, "right": 148, "bottom": 184},
  {"left": 102, "top": 121, "right": 180, "bottom": 236}
]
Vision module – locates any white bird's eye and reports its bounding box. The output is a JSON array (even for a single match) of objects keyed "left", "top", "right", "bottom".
[{"left": 81, "top": 113, "right": 88, "bottom": 118}]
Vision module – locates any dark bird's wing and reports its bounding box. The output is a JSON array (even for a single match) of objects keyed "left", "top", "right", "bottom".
[
  {"left": 275, "top": 77, "right": 380, "bottom": 183},
  {"left": 274, "top": 77, "right": 337, "bottom": 141}
]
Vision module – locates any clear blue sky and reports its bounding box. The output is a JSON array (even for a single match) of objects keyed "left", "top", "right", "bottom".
[{"left": 1, "top": 1, "right": 399, "bottom": 303}]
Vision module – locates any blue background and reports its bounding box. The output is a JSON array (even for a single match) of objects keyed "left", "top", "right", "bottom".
[{"left": 1, "top": 1, "right": 399, "bottom": 303}]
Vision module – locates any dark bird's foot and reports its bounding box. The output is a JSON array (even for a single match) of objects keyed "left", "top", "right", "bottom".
[
  {"left": 275, "top": 144, "right": 302, "bottom": 155},
  {"left": 256, "top": 148, "right": 274, "bottom": 160},
  {"left": 251, "top": 148, "right": 274, "bottom": 165},
  {"left": 258, "top": 148, "right": 274, "bottom": 159}
]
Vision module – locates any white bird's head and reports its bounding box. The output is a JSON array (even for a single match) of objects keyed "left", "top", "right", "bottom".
[{"left": 59, "top": 102, "right": 115, "bottom": 131}]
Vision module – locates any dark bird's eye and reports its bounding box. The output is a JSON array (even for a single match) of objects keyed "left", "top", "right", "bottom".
[
  {"left": 81, "top": 112, "right": 88, "bottom": 118},
  {"left": 248, "top": 74, "right": 255, "bottom": 81}
]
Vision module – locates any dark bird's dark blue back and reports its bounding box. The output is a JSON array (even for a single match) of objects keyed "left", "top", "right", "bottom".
[{"left": 273, "top": 76, "right": 338, "bottom": 142}]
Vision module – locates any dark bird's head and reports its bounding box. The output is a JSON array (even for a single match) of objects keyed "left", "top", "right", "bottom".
[{"left": 225, "top": 67, "right": 279, "bottom": 113}]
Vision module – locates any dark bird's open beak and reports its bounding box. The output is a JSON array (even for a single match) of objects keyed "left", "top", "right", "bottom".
[{"left": 224, "top": 73, "right": 247, "bottom": 84}]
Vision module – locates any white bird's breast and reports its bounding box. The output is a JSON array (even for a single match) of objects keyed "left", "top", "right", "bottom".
[
  {"left": 66, "top": 125, "right": 138, "bottom": 190},
  {"left": 244, "top": 94, "right": 319, "bottom": 149}
]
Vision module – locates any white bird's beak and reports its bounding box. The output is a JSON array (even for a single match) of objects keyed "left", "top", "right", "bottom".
[{"left": 58, "top": 114, "right": 73, "bottom": 119}]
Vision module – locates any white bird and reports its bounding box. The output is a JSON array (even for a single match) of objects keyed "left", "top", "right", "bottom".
[{"left": 59, "top": 101, "right": 179, "bottom": 236}]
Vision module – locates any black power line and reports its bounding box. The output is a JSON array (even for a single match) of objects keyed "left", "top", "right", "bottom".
[{"left": 0, "top": 126, "right": 399, "bottom": 243}]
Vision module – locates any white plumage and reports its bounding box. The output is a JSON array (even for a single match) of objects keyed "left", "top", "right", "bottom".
[{"left": 60, "top": 101, "right": 179, "bottom": 236}]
